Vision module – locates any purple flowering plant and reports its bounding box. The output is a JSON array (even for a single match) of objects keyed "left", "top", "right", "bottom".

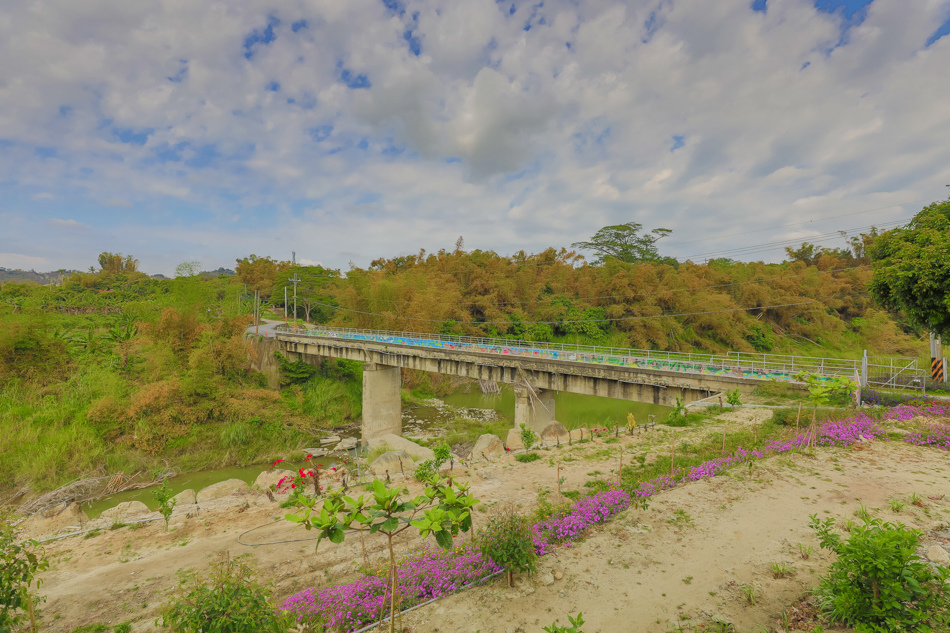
[{"left": 282, "top": 404, "right": 950, "bottom": 632}]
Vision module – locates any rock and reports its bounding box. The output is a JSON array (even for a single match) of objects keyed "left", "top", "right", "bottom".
[
  {"left": 24, "top": 502, "right": 90, "bottom": 536},
  {"left": 927, "top": 545, "right": 950, "bottom": 565},
  {"left": 196, "top": 479, "right": 249, "bottom": 504},
  {"left": 554, "top": 571, "right": 563, "bottom": 580},
  {"left": 172, "top": 489, "right": 196, "bottom": 505},
  {"left": 370, "top": 450, "right": 416, "bottom": 477},
  {"left": 472, "top": 434, "right": 505, "bottom": 461},
  {"left": 506, "top": 428, "right": 525, "bottom": 451},
  {"left": 537, "top": 572, "right": 555, "bottom": 586},
  {"left": 334, "top": 437, "right": 359, "bottom": 451},
  {"left": 540, "top": 422, "right": 570, "bottom": 444},
  {"left": 320, "top": 435, "right": 341, "bottom": 446},
  {"left": 101, "top": 500, "right": 152, "bottom": 520},
  {"left": 302, "top": 448, "right": 329, "bottom": 458},
  {"left": 931, "top": 520, "right": 948, "bottom": 531},
  {"left": 253, "top": 469, "right": 296, "bottom": 491},
  {"left": 366, "top": 434, "right": 435, "bottom": 462},
  {"left": 558, "top": 590, "right": 566, "bottom": 598}
]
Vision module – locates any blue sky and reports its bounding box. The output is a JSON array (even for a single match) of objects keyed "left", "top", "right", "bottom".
[{"left": 1, "top": 0, "right": 949, "bottom": 275}]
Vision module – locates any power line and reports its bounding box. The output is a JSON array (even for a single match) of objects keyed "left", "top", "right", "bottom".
[
  {"left": 676, "top": 218, "right": 909, "bottom": 261},
  {"left": 461, "top": 264, "right": 871, "bottom": 306},
  {"left": 663, "top": 198, "right": 929, "bottom": 247},
  {"left": 344, "top": 263, "right": 870, "bottom": 309},
  {"left": 311, "top": 299, "right": 818, "bottom": 325}
]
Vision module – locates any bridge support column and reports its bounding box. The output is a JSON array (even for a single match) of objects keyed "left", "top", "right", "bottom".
[
  {"left": 362, "top": 363, "right": 402, "bottom": 443},
  {"left": 514, "top": 385, "right": 556, "bottom": 434}
]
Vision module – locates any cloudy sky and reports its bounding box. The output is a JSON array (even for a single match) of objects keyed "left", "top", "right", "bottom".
[{"left": 1, "top": 0, "right": 949, "bottom": 276}]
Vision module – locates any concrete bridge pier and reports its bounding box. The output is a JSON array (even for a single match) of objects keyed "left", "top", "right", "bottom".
[
  {"left": 514, "top": 384, "right": 556, "bottom": 434},
  {"left": 362, "top": 363, "right": 402, "bottom": 443}
]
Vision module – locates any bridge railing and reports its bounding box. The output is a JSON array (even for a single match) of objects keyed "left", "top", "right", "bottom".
[{"left": 274, "top": 325, "right": 923, "bottom": 385}]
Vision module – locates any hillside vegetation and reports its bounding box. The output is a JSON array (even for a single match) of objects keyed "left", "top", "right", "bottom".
[{"left": 0, "top": 235, "right": 926, "bottom": 497}]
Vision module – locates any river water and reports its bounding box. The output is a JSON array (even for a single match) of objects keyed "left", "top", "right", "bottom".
[{"left": 408, "top": 385, "right": 671, "bottom": 431}]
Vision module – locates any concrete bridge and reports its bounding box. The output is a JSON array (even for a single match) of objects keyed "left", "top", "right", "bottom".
[{"left": 268, "top": 326, "right": 827, "bottom": 441}]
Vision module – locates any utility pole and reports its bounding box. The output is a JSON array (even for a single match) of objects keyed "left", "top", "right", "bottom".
[
  {"left": 288, "top": 273, "right": 301, "bottom": 333},
  {"left": 284, "top": 286, "right": 288, "bottom": 325}
]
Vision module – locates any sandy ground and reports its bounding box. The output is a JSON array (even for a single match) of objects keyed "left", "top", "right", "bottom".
[{"left": 24, "top": 416, "right": 950, "bottom": 633}]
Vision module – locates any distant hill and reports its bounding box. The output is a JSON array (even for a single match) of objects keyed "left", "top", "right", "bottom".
[
  {"left": 0, "top": 268, "right": 81, "bottom": 284},
  {"left": 1, "top": 267, "right": 235, "bottom": 284}
]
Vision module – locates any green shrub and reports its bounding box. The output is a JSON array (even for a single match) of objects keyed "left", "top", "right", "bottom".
[
  {"left": 543, "top": 612, "right": 585, "bottom": 632},
  {"left": 1, "top": 512, "right": 47, "bottom": 633},
  {"left": 725, "top": 389, "right": 741, "bottom": 407},
  {"left": 479, "top": 507, "right": 537, "bottom": 587},
  {"left": 771, "top": 408, "right": 800, "bottom": 426},
  {"left": 519, "top": 423, "right": 538, "bottom": 450},
  {"left": 515, "top": 452, "right": 541, "bottom": 463},
  {"left": 160, "top": 552, "right": 290, "bottom": 633},
  {"left": 810, "top": 514, "right": 950, "bottom": 632},
  {"left": 152, "top": 478, "right": 177, "bottom": 532}
]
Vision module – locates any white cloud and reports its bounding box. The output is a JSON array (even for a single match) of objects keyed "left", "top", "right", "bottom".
[
  {"left": 0, "top": 0, "right": 948, "bottom": 276},
  {"left": 47, "top": 218, "right": 87, "bottom": 229},
  {"left": 0, "top": 252, "right": 48, "bottom": 269}
]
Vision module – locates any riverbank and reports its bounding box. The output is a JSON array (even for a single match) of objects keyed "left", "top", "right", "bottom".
[{"left": 22, "top": 407, "right": 950, "bottom": 632}]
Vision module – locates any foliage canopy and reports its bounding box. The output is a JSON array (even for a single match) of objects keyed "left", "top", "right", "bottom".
[{"left": 869, "top": 197, "right": 950, "bottom": 339}]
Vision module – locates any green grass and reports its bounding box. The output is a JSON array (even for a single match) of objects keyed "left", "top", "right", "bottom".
[
  {"left": 441, "top": 415, "right": 512, "bottom": 448},
  {"left": 619, "top": 421, "right": 784, "bottom": 491},
  {"left": 515, "top": 452, "right": 541, "bottom": 463}
]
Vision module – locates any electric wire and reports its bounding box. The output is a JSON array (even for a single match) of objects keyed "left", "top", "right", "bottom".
[
  {"left": 675, "top": 218, "right": 909, "bottom": 261},
  {"left": 662, "top": 198, "right": 930, "bottom": 247},
  {"left": 305, "top": 299, "right": 817, "bottom": 325}
]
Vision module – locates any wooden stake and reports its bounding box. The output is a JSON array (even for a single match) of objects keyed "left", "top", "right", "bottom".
[
  {"left": 722, "top": 425, "right": 727, "bottom": 455},
  {"left": 671, "top": 432, "right": 676, "bottom": 474},
  {"left": 618, "top": 446, "right": 624, "bottom": 486},
  {"left": 753, "top": 422, "right": 758, "bottom": 446},
  {"left": 795, "top": 403, "right": 802, "bottom": 431}
]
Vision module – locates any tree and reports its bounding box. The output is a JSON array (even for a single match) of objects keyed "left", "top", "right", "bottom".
[
  {"left": 234, "top": 255, "right": 290, "bottom": 298},
  {"left": 571, "top": 222, "right": 671, "bottom": 264},
  {"left": 868, "top": 197, "right": 950, "bottom": 339},
  {"left": 270, "top": 266, "right": 340, "bottom": 324},
  {"left": 174, "top": 261, "right": 202, "bottom": 278},
  {"left": 97, "top": 252, "right": 139, "bottom": 274}
]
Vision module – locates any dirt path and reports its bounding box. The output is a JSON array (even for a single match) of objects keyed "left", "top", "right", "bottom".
[{"left": 27, "top": 420, "right": 950, "bottom": 632}]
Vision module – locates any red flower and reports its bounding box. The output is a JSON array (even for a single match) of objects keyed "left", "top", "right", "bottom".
[
  {"left": 291, "top": 483, "right": 296, "bottom": 488},
  {"left": 298, "top": 468, "right": 305, "bottom": 477},
  {"left": 271, "top": 459, "right": 284, "bottom": 467},
  {"left": 305, "top": 454, "right": 313, "bottom": 460}
]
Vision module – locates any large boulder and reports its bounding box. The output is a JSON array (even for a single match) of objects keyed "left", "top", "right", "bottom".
[
  {"left": 196, "top": 479, "right": 249, "bottom": 504},
  {"left": 172, "top": 489, "right": 197, "bottom": 506},
  {"left": 366, "top": 434, "right": 435, "bottom": 462},
  {"left": 472, "top": 434, "right": 505, "bottom": 461},
  {"left": 23, "top": 502, "right": 90, "bottom": 536},
  {"left": 101, "top": 500, "right": 152, "bottom": 520},
  {"left": 540, "top": 421, "right": 570, "bottom": 445},
  {"left": 253, "top": 469, "right": 296, "bottom": 491},
  {"left": 370, "top": 450, "right": 415, "bottom": 477},
  {"left": 506, "top": 427, "right": 525, "bottom": 451}
]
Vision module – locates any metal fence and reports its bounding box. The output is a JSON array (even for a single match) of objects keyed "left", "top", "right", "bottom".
[{"left": 274, "top": 325, "right": 925, "bottom": 387}]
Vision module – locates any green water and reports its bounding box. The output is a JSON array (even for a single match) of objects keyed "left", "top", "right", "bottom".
[
  {"left": 84, "top": 457, "right": 344, "bottom": 519},
  {"left": 437, "top": 386, "right": 671, "bottom": 429}
]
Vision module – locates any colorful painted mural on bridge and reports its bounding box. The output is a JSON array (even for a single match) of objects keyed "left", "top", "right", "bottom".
[{"left": 287, "top": 328, "right": 808, "bottom": 383}]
